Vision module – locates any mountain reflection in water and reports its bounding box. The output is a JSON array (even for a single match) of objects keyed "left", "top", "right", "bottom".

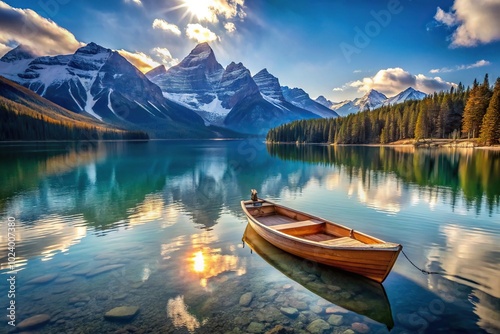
[
  {"left": 0, "top": 141, "right": 498, "bottom": 333},
  {"left": 267, "top": 144, "right": 500, "bottom": 215}
]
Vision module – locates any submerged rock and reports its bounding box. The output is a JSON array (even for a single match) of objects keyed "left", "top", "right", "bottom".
[
  {"left": 86, "top": 264, "right": 125, "bottom": 278},
  {"left": 26, "top": 274, "right": 58, "bottom": 284},
  {"left": 280, "top": 307, "right": 299, "bottom": 318},
  {"left": 306, "top": 319, "right": 330, "bottom": 333},
  {"left": 104, "top": 306, "right": 139, "bottom": 320},
  {"left": 17, "top": 314, "right": 51, "bottom": 330},
  {"left": 239, "top": 292, "right": 253, "bottom": 307},
  {"left": 327, "top": 314, "right": 343, "bottom": 326},
  {"left": 247, "top": 321, "right": 265, "bottom": 333},
  {"left": 351, "top": 322, "right": 370, "bottom": 333}
]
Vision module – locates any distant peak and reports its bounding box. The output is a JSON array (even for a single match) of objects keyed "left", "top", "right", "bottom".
[
  {"left": 192, "top": 42, "right": 213, "bottom": 54},
  {"left": 76, "top": 42, "right": 111, "bottom": 55},
  {"left": 364, "top": 89, "right": 387, "bottom": 98},
  {"left": 226, "top": 61, "right": 246, "bottom": 71},
  {"left": 1, "top": 44, "right": 38, "bottom": 62},
  {"left": 146, "top": 64, "right": 166, "bottom": 79}
]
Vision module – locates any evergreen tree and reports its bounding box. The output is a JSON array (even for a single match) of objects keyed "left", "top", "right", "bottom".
[
  {"left": 463, "top": 75, "right": 492, "bottom": 138},
  {"left": 415, "top": 107, "right": 428, "bottom": 140},
  {"left": 479, "top": 77, "right": 500, "bottom": 145}
]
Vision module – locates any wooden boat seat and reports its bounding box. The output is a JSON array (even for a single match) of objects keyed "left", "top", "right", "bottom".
[
  {"left": 245, "top": 202, "right": 274, "bottom": 208},
  {"left": 320, "top": 237, "right": 367, "bottom": 247},
  {"left": 271, "top": 219, "right": 323, "bottom": 231}
]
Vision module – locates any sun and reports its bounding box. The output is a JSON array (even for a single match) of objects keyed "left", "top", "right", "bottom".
[{"left": 180, "top": 0, "right": 218, "bottom": 22}]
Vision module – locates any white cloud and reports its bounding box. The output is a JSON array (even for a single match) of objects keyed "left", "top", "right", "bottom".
[
  {"left": 152, "top": 19, "right": 181, "bottom": 36},
  {"left": 332, "top": 87, "right": 345, "bottom": 92},
  {"left": 434, "top": 7, "right": 457, "bottom": 26},
  {"left": 0, "top": 1, "right": 83, "bottom": 56},
  {"left": 125, "top": 0, "right": 142, "bottom": 6},
  {"left": 430, "top": 59, "right": 491, "bottom": 73},
  {"left": 153, "top": 47, "right": 179, "bottom": 68},
  {"left": 224, "top": 22, "right": 236, "bottom": 33},
  {"left": 186, "top": 23, "right": 218, "bottom": 43},
  {"left": 117, "top": 49, "right": 160, "bottom": 73},
  {"left": 435, "top": 0, "right": 500, "bottom": 47},
  {"left": 350, "top": 67, "right": 456, "bottom": 95},
  {"left": 182, "top": 0, "right": 246, "bottom": 23}
]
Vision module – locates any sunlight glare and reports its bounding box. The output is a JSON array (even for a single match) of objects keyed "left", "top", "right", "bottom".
[
  {"left": 182, "top": 0, "right": 217, "bottom": 22},
  {"left": 193, "top": 250, "right": 205, "bottom": 273}
]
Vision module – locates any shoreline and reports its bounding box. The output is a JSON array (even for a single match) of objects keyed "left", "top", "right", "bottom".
[{"left": 265, "top": 139, "right": 500, "bottom": 150}]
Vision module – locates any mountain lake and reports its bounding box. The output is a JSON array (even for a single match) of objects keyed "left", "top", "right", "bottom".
[{"left": 0, "top": 140, "right": 498, "bottom": 334}]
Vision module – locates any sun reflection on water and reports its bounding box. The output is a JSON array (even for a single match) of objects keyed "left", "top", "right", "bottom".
[
  {"left": 166, "top": 295, "right": 204, "bottom": 333},
  {"left": 193, "top": 251, "right": 205, "bottom": 273},
  {"left": 188, "top": 247, "right": 246, "bottom": 288}
]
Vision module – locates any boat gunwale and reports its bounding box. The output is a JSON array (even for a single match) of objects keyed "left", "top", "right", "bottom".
[{"left": 241, "top": 199, "right": 402, "bottom": 252}]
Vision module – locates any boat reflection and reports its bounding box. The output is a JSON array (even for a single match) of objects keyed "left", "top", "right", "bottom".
[{"left": 242, "top": 223, "right": 395, "bottom": 329}]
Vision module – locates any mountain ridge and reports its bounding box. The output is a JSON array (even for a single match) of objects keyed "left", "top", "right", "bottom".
[
  {"left": 0, "top": 42, "right": 238, "bottom": 138},
  {"left": 316, "top": 87, "right": 427, "bottom": 116},
  {"left": 148, "top": 43, "right": 324, "bottom": 133}
]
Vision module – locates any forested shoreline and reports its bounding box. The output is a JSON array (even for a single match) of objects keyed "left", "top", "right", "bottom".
[{"left": 267, "top": 75, "right": 500, "bottom": 146}]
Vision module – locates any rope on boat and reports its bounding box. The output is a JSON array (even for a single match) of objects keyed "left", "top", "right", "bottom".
[{"left": 401, "top": 250, "right": 443, "bottom": 275}]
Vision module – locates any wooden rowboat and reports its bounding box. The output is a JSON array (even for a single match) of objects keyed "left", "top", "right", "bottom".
[
  {"left": 242, "top": 224, "right": 395, "bottom": 329},
  {"left": 241, "top": 199, "right": 402, "bottom": 283}
]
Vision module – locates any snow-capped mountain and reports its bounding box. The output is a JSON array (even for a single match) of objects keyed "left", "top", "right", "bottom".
[
  {"left": 383, "top": 87, "right": 427, "bottom": 106},
  {"left": 281, "top": 86, "right": 339, "bottom": 118},
  {"left": 354, "top": 89, "right": 388, "bottom": 111},
  {"left": 149, "top": 43, "right": 320, "bottom": 133},
  {"left": 315, "top": 95, "right": 334, "bottom": 109},
  {"left": 318, "top": 87, "right": 427, "bottom": 116},
  {"left": 0, "top": 43, "right": 205, "bottom": 136},
  {"left": 146, "top": 42, "right": 225, "bottom": 121}
]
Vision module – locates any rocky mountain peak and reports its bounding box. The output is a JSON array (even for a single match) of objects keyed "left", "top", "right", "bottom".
[
  {"left": 75, "top": 42, "right": 111, "bottom": 56},
  {"left": 315, "top": 95, "right": 334, "bottom": 108},
  {"left": 145, "top": 65, "right": 167, "bottom": 79},
  {"left": 191, "top": 42, "right": 212, "bottom": 54},
  {"left": 1, "top": 44, "right": 38, "bottom": 62}
]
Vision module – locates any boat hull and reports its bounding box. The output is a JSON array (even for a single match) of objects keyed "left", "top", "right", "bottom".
[{"left": 242, "top": 200, "right": 401, "bottom": 283}]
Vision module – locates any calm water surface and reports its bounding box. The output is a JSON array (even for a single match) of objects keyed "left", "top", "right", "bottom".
[{"left": 0, "top": 141, "right": 499, "bottom": 333}]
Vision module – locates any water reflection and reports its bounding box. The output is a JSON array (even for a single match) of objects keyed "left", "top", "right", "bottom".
[
  {"left": 267, "top": 144, "right": 500, "bottom": 215},
  {"left": 166, "top": 295, "right": 205, "bottom": 333},
  {"left": 0, "top": 214, "right": 87, "bottom": 271},
  {"left": 188, "top": 247, "right": 246, "bottom": 288},
  {"left": 426, "top": 224, "right": 500, "bottom": 334},
  {"left": 0, "top": 141, "right": 498, "bottom": 333}
]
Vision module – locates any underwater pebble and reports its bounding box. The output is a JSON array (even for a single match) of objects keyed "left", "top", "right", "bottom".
[
  {"left": 306, "top": 318, "right": 330, "bottom": 333},
  {"left": 17, "top": 314, "right": 51, "bottom": 330},
  {"left": 239, "top": 292, "right": 253, "bottom": 307},
  {"left": 26, "top": 274, "right": 58, "bottom": 284},
  {"left": 351, "top": 322, "right": 370, "bottom": 333},
  {"left": 104, "top": 306, "right": 139, "bottom": 320}
]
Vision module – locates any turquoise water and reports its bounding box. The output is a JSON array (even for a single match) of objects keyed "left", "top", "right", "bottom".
[{"left": 0, "top": 141, "right": 499, "bottom": 333}]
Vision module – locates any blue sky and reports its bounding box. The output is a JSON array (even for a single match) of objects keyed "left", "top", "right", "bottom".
[{"left": 0, "top": 0, "right": 499, "bottom": 101}]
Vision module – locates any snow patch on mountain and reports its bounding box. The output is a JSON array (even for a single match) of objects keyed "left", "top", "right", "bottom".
[{"left": 262, "top": 94, "right": 287, "bottom": 111}]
